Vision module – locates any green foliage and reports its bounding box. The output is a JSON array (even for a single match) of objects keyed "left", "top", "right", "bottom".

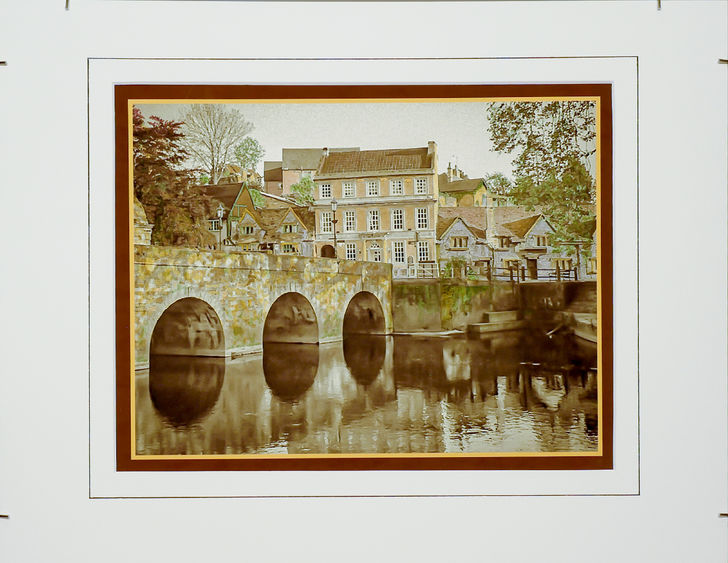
[
  {"left": 510, "top": 158, "right": 596, "bottom": 248},
  {"left": 132, "top": 108, "right": 216, "bottom": 248},
  {"left": 290, "top": 176, "right": 315, "bottom": 206},
  {"left": 486, "top": 100, "right": 597, "bottom": 245},
  {"left": 484, "top": 172, "right": 513, "bottom": 195},
  {"left": 234, "top": 137, "right": 265, "bottom": 171},
  {"left": 487, "top": 100, "right": 596, "bottom": 184},
  {"left": 249, "top": 187, "right": 264, "bottom": 208}
]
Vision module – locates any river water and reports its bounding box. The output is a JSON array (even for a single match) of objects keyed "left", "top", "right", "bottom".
[{"left": 135, "top": 332, "right": 598, "bottom": 455}]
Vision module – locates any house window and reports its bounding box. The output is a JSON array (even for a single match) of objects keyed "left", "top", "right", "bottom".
[
  {"left": 345, "top": 243, "right": 357, "bottom": 260},
  {"left": 320, "top": 183, "right": 332, "bottom": 199},
  {"left": 499, "top": 237, "right": 509, "bottom": 248},
  {"left": 504, "top": 259, "right": 520, "bottom": 269},
  {"left": 281, "top": 243, "right": 297, "bottom": 254},
  {"left": 282, "top": 224, "right": 297, "bottom": 233},
  {"left": 369, "top": 243, "right": 382, "bottom": 262},
  {"left": 368, "top": 209, "right": 380, "bottom": 231},
  {"left": 393, "top": 241, "right": 405, "bottom": 263},
  {"left": 343, "top": 181, "right": 355, "bottom": 198},
  {"left": 416, "top": 207, "right": 429, "bottom": 230},
  {"left": 241, "top": 225, "right": 254, "bottom": 235},
  {"left": 320, "top": 211, "right": 332, "bottom": 233},
  {"left": 391, "top": 209, "right": 403, "bottom": 230},
  {"left": 555, "top": 258, "right": 573, "bottom": 270},
  {"left": 417, "top": 241, "right": 430, "bottom": 262},
  {"left": 451, "top": 236, "right": 468, "bottom": 249},
  {"left": 390, "top": 179, "right": 404, "bottom": 195},
  {"left": 366, "top": 180, "right": 380, "bottom": 197},
  {"left": 242, "top": 242, "right": 257, "bottom": 251},
  {"left": 209, "top": 219, "right": 221, "bottom": 231},
  {"left": 536, "top": 235, "right": 548, "bottom": 247},
  {"left": 415, "top": 178, "right": 428, "bottom": 195},
  {"left": 344, "top": 210, "right": 356, "bottom": 232}
]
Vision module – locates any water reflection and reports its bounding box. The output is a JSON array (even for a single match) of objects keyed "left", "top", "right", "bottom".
[
  {"left": 343, "top": 335, "right": 386, "bottom": 386},
  {"left": 136, "top": 331, "right": 599, "bottom": 455},
  {"left": 263, "top": 342, "right": 319, "bottom": 402},
  {"left": 148, "top": 355, "right": 225, "bottom": 427}
]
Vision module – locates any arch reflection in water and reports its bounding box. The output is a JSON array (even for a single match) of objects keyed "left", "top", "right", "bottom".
[
  {"left": 343, "top": 334, "right": 386, "bottom": 386},
  {"left": 149, "top": 355, "right": 225, "bottom": 427},
  {"left": 262, "top": 342, "right": 319, "bottom": 402}
]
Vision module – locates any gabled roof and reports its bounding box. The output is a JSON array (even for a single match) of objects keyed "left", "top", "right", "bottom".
[
  {"left": 197, "top": 183, "right": 245, "bottom": 217},
  {"left": 491, "top": 205, "right": 545, "bottom": 225},
  {"left": 501, "top": 215, "right": 541, "bottom": 238},
  {"left": 437, "top": 216, "right": 487, "bottom": 241},
  {"left": 437, "top": 207, "right": 488, "bottom": 231},
  {"left": 438, "top": 173, "right": 486, "bottom": 194},
  {"left": 318, "top": 147, "right": 434, "bottom": 176}
]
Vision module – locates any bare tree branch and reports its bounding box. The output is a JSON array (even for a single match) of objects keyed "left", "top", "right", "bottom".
[{"left": 180, "top": 104, "right": 254, "bottom": 184}]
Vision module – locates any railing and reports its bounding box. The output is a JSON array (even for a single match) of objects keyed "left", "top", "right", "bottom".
[
  {"left": 393, "top": 262, "right": 440, "bottom": 279},
  {"left": 440, "top": 263, "right": 579, "bottom": 282}
]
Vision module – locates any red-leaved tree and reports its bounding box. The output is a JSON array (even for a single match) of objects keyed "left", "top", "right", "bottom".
[{"left": 132, "top": 108, "right": 216, "bottom": 247}]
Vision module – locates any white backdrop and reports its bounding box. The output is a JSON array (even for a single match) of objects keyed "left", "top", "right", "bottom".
[{"left": 1, "top": 1, "right": 726, "bottom": 561}]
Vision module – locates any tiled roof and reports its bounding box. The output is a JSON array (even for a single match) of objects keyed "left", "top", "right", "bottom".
[
  {"left": 491, "top": 205, "right": 544, "bottom": 225},
  {"left": 318, "top": 147, "right": 433, "bottom": 175},
  {"left": 281, "top": 147, "right": 360, "bottom": 171},
  {"left": 436, "top": 217, "right": 456, "bottom": 239},
  {"left": 437, "top": 207, "right": 488, "bottom": 231},
  {"left": 438, "top": 173, "right": 485, "bottom": 194},
  {"left": 197, "top": 183, "right": 244, "bottom": 216},
  {"left": 502, "top": 215, "right": 541, "bottom": 238}
]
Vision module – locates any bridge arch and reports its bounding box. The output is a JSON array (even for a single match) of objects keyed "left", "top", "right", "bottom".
[
  {"left": 263, "top": 292, "right": 319, "bottom": 344},
  {"left": 343, "top": 291, "right": 386, "bottom": 335},
  {"left": 150, "top": 297, "right": 226, "bottom": 356}
]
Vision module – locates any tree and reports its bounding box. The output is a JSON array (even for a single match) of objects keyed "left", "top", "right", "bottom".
[
  {"left": 180, "top": 104, "right": 255, "bottom": 184},
  {"left": 484, "top": 172, "right": 513, "bottom": 195},
  {"left": 234, "top": 137, "right": 265, "bottom": 171},
  {"left": 510, "top": 158, "right": 596, "bottom": 251},
  {"left": 132, "top": 108, "right": 216, "bottom": 248},
  {"left": 487, "top": 100, "right": 596, "bottom": 184},
  {"left": 486, "top": 100, "right": 597, "bottom": 244},
  {"left": 289, "top": 176, "right": 315, "bottom": 206}
]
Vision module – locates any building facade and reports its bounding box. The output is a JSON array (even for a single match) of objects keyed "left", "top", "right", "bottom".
[{"left": 312, "top": 142, "right": 439, "bottom": 278}]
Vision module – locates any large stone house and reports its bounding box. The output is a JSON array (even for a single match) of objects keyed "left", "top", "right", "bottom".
[{"left": 312, "top": 142, "right": 439, "bottom": 278}]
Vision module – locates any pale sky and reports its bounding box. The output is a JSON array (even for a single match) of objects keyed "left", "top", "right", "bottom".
[{"left": 137, "top": 101, "right": 516, "bottom": 180}]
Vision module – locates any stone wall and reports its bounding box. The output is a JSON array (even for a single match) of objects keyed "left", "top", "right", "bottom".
[
  {"left": 134, "top": 245, "right": 393, "bottom": 368},
  {"left": 392, "top": 280, "right": 520, "bottom": 332}
]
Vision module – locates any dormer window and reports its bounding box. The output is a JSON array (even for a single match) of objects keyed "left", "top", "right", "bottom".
[
  {"left": 282, "top": 224, "right": 297, "bottom": 233},
  {"left": 499, "top": 237, "right": 509, "bottom": 248},
  {"left": 241, "top": 225, "right": 255, "bottom": 235},
  {"left": 536, "top": 235, "right": 548, "bottom": 247}
]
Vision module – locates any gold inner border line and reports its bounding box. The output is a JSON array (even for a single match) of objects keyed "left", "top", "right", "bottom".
[{"left": 128, "top": 95, "right": 604, "bottom": 461}]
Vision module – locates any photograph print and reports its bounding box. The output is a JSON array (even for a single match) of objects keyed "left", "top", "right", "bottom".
[{"left": 116, "top": 84, "right": 612, "bottom": 470}]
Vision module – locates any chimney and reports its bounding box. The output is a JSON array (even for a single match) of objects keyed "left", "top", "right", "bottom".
[
  {"left": 427, "top": 141, "right": 438, "bottom": 174},
  {"left": 322, "top": 147, "right": 329, "bottom": 157},
  {"left": 447, "top": 162, "right": 453, "bottom": 182}
]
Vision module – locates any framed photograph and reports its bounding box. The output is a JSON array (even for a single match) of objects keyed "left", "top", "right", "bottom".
[
  {"left": 89, "top": 57, "right": 638, "bottom": 497},
  {"left": 116, "top": 82, "right": 612, "bottom": 471}
]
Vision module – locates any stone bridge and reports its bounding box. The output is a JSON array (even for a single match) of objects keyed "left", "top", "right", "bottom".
[{"left": 134, "top": 245, "right": 393, "bottom": 370}]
